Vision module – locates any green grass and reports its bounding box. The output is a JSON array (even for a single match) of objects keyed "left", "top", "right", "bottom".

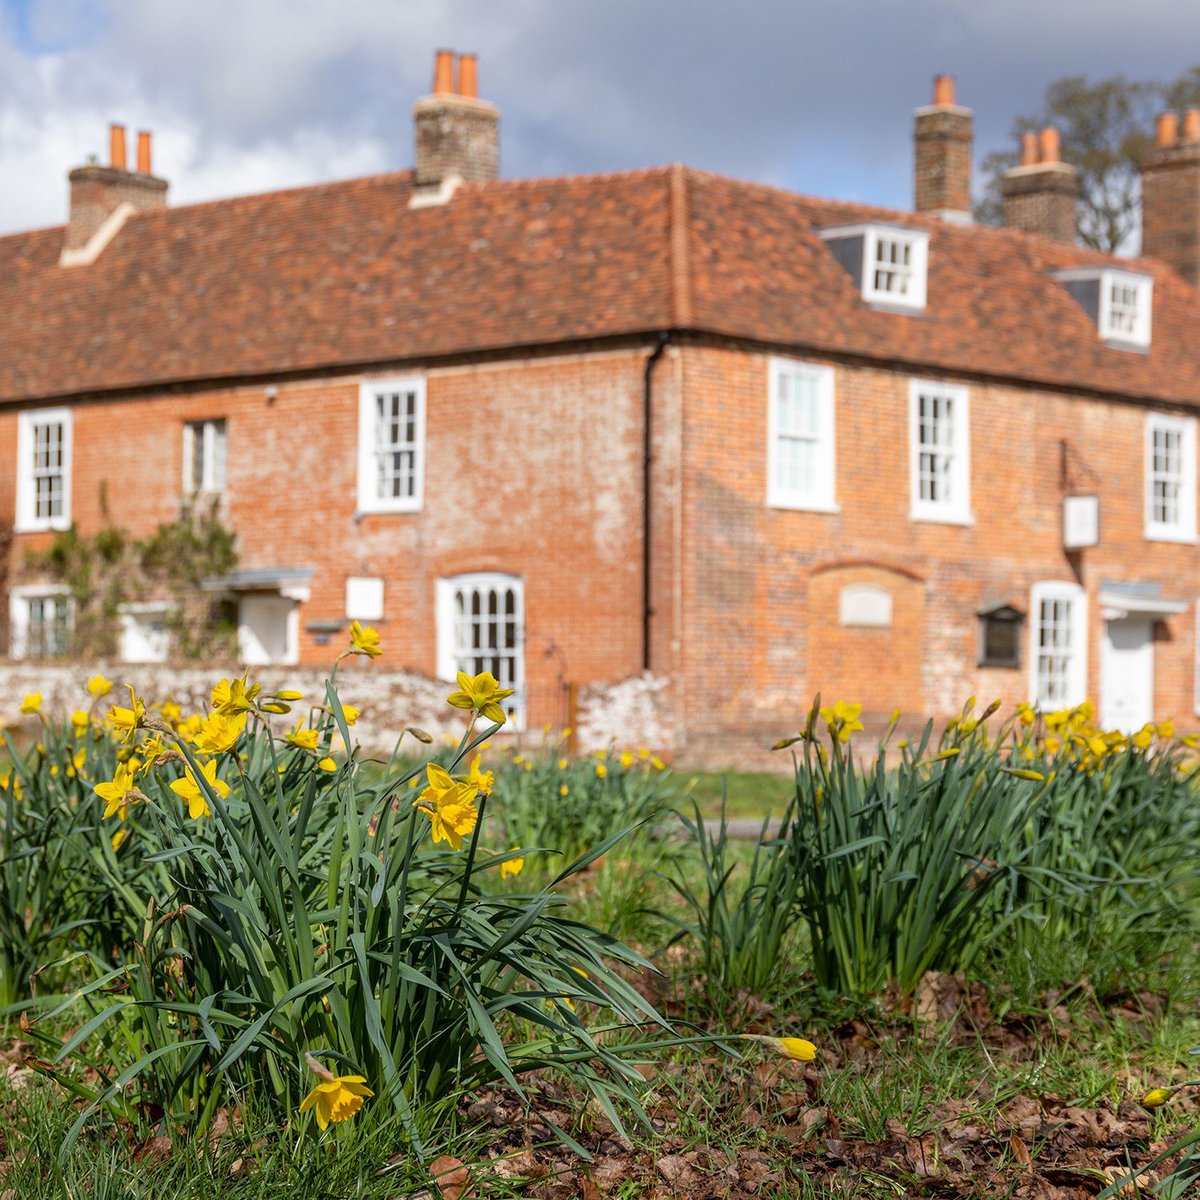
[{"left": 678, "top": 770, "right": 792, "bottom": 820}]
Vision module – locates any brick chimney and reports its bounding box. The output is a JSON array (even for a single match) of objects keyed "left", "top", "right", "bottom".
[
  {"left": 63, "top": 123, "right": 167, "bottom": 265},
  {"left": 412, "top": 49, "right": 499, "bottom": 192},
  {"left": 1000, "top": 126, "right": 1079, "bottom": 243},
  {"left": 913, "top": 74, "right": 973, "bottom": 222},
  {"left": 1141, "top": 109, "right": 1200, "bottom": 286}
]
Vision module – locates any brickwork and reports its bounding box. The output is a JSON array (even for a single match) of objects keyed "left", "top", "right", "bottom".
[
  {"left": 675, "top": 343, "right": 1199, "bottom": 753},
  {"left": 3, "top": 348, "right": 663, "bottom": 731},
  {"left": 913, "top": 107, "right": 972, "bottom": 218},
  {"left": 64, "top": 166, "right": 168, "bottom": 251},
  {"left": 998, "top": 164, "right": 1084, "bottom": 243},
  {"left": 412, "top": 96, "right": 499, "bottom": 185},
  {"left": 1000, "top": 165, "right": 1079, "bottom": 243},
  {"left": 1141, "top": 141, "right": 1200, "bottom": 288}
]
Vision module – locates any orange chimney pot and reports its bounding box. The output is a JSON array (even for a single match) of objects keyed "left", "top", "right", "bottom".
[
  {"left": 1156, "top": 111, "right": 1180, "bottom": 147},
  {"left": 458, "top": 52, "right": 479, "bottom": 99},
  {"left": 109, "top": 122, "right": 127, "bottom": 170},
  {"left": 136, "top": 130, "right": 152, "bottom": 174},
  {"left": 1038, "top": 126, "right": 1060, "bottom": 164},
  {"left": 432, "top": 48, "right": 454, "bottom": 95},
  {"left": 1184, "top": 108, "right": 1200, "bottom": 142},
  {"left": 932, "top": 74, "right": 955, "bottom": 107},
  {"left": 1020, "top": 131, "right": 1038, "bottom": 167}
]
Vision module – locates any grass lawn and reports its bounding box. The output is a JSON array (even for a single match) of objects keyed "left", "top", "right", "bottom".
[{"left": 677, "top": 769, "right": 793, "bottom": 820}]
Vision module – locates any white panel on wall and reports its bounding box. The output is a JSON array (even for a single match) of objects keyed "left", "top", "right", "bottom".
[
  {"left": 346, "top": 576, "right": 385, "bottom": 621},
  {"left": 839, "top": 584, "right": 892, "bottom": 628}
]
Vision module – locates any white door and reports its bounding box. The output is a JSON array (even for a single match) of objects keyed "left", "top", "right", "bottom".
[
  {"left": 238, "top": 595, "right": 297, "bottom": 665},
  {"left": 1101, "top": 618, "right": 1154, "bottom": 732}
]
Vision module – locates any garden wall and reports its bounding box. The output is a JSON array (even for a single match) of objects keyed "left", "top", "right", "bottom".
[{"left": 0, "top": 662, "right": 679, "bottom": 754}]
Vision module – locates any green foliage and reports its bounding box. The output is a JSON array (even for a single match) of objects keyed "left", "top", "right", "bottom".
[
  {"left": 975, "top": 66, "right": 1200, "bottom": 251},
  {"left": 665, "top": 799, "right": 801, "bottom": 1008},
  {"left": 490, "top": 748, "right": 676, "bottom": 866},
  {"left": 785, "top": 723, "right": 1029, "bottom": 996},
  {"left": 25, "top": 498, "right": 238, "bottom": 660},
  {"left": 9, "top": 683, "right": 669, "bottom": 1159}
]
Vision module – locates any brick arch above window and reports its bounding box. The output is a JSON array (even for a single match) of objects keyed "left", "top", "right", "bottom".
[{"left": 808, "top": 558, "right": 925, "bottom": 584}]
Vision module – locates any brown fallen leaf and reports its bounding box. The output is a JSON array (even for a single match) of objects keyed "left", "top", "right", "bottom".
[
  {"left": 429, "top": 1154, "right": 475, "bottom": 1200},
  {"left": 1009, "top": 1132, "right": 1032, "bottom": 1168}
]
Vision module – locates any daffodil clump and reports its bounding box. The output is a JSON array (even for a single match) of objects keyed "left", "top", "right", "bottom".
[
  {"left": 6, "top": 624, "right": 674, "bottom": 1156},
  {"left": 764, "top": 693, "right": 1200, "bottom": 997}
]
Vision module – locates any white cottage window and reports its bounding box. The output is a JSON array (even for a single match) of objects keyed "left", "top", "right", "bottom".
[{"left": 436, "top": 573, "right": 525, "bottom": 727}]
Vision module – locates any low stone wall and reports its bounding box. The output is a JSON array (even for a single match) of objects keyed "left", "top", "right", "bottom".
[
  {"left": 0, "top": 662, "right": 680, "bottom": 755},
  {"left": 574, "top": 671, "right": 677, "bottom": 752}
]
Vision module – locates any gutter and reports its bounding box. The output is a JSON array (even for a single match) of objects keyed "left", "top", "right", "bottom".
[{"left": 642, "top": 331, "right": 671, "bottom": 672}]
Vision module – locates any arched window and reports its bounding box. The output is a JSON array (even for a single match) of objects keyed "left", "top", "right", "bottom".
[{"left": 436, "top": 574, "right": 525, "bottom": 726}]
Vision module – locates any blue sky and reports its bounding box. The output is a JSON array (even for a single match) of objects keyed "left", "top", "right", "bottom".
[{"left": 0, "top": 0, "right": 1199, "bottom": 238}]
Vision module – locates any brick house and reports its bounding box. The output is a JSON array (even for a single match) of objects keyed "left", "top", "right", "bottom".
[{"left": 2, "top": 54, "right": 1200, "bottom": 753}]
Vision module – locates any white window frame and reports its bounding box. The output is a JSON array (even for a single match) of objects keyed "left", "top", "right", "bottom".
[
  {"left": 182, "top": 418, "right": 227, "bottom": 495},
  {"left": 357, "top": 377, "right": 426, "bottom": 514},
  {"left": 908, "top": 379, "right": 971, "bottom": 525},
  {"left": 1099, "top": 269, "right": 1153, "bottom": 348},
  {"left": 1144, "top": 413, "right": 1197, "bottom": 543},
  {"left": 9, "top": 585, "right": 71, "bottom": 659},
  {"left": 15, "top": 407, "right": 72, "bottom": 533},
  {"left": 820, "top": 223, "right": 929, "bottom": 310},
  {"left": 1029, "top": 581, "right": 1088, "bottom": 708},
  {"left": 436, "top": 573, "right": 525, "bottom": 728},
  {"left": 766, "top": 358, "right": 838, "bottom": 512}
]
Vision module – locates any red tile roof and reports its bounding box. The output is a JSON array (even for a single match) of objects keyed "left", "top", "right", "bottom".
[{"left": 1, "top": 163, "right": 1198, "bottom": 406}]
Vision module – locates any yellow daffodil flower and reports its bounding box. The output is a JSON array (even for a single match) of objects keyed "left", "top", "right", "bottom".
[
  {"left": 500, "top": 851, "right": 525, "bottom": 880},
  {"left": 160, "top": 699, "right": 183, "bottom": 725},
  {"left": 413, "top": 764, "right": 479, "bottom": 850},
  {"left": 19, "top": 692, "right": 41, "bottom": 715},
  {"left": 819, "top": 700, "right": 864, "bottom": 743},
  {"left": 193, "top": 711, "right": 247, "bottom": 755},
  {"left": 94, "top": 762, "right": 143, "bottom": 821},
  {"left": 595, "top": 762, "right": 608, "bottom": 779},
  {"left": 108, "top": 685, "right": 146, "bottom": 742},
  {"left": 348, "top": 621, "right": 382, "bottom": 658},
  {"left": 285, "top": 725, "right": 320, "bottom": 751},
  {"left": 341, "top": 704, "right": 360, "bottom": 726},
  {"left": 299, "top": 1053, "right": 373, "bottom": 1131},
  {"left": 212, "top": 676, "right": 260, "bottom": 715},
  {"left": 0, "top": 773, "right": 22, "bottom": 800},
  {"left": 170, "top": 759, "right": 229, "bottom": 819},
  {"left": 1142, "top": 1087, "right": 1173, "bottom": 1109},
  {"left": 71, "top": 708, "right": 90, "bottom": 735},
  {"left": 86, "top": 675, "right": 113, "bottom": 699},
  {"left": 175, "top": 713, "right": 204, "bottom": 744},
  {"left": 317, "top": 757, "right": 337, "bottom": 772},
  {"left": 465, "top": 754, "right": 494, "bottom": 795},
  {"left": 110, "top": 828, "right": 130, "bottom": 852},
  {"left": 741, "top": 1035, "right": 818, "bottom": 1062},
  {"left": 619, "top": 750, "right": 634, "bottom": 769},
  {"left": 1156, "top": 720, "right": 1176, "bottom": 739},
  {"left": 446, "top": 671, "right": 514, "bottom": 724}
]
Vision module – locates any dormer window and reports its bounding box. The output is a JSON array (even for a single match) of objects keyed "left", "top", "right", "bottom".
[
  {"left": 1054, "top": 267, "right": 1153, "bottom": 350},
  {"left": 820, "top": 223, "right": 929, "bottom": 311}
]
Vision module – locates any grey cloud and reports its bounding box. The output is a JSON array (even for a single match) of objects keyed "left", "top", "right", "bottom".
[{"left": 2, "top": 0, "right": 1200, "bottom": 234}]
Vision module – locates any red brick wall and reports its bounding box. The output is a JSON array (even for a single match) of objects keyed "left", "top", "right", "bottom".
[
  {"left": 5, "top": 337, "right": 1198, "bottom": 744},
  {"left": 677, "top": 343, "right": 1199, "bottom": 745},
  {"left": 3, "top": 348, "right": 657, "bottom": 729}
]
